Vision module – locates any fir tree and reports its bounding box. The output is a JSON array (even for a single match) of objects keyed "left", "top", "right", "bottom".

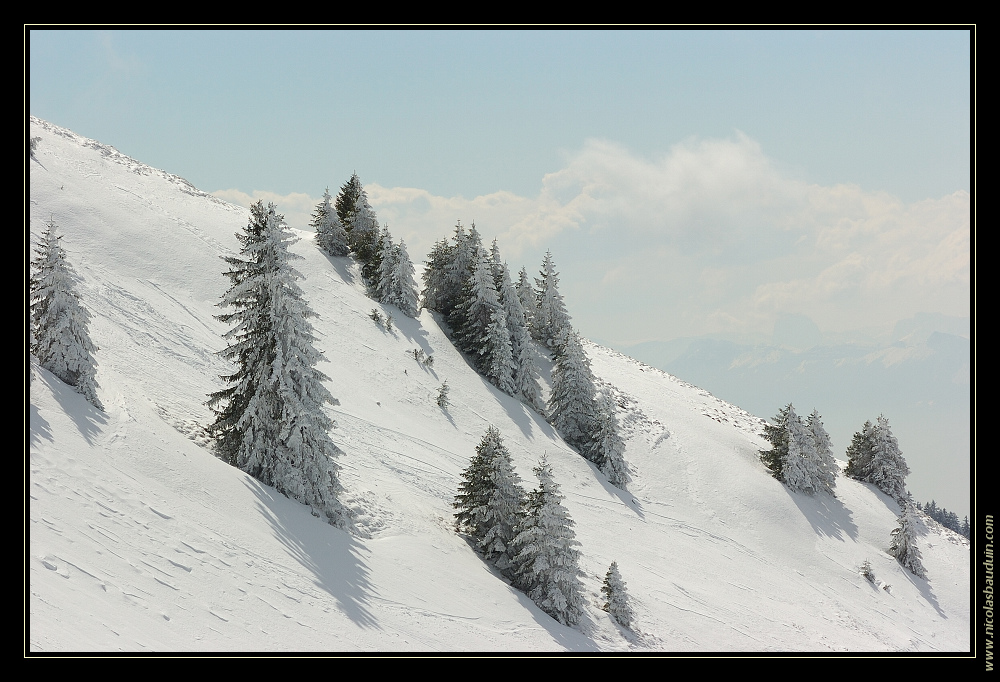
[
  {"left": 761, "top": 405, "right": 836, "bottom": 496},
  {"left": 335, "top": 172, "right": 363, "bottom": 229},
  {"left": 759, "top": 404, "right": 793, "bottom": 482},
  {"left": 489, "top": 238, "right": 505, "bottom": 291},
  {"left": 454, "top": 432, "right": 492, "bottom": 539},
  {"left": 374, "top": 226, "right": 396, "bottom": 302},
  {"left": 516, "top": 266, "right": 536, "bottom": 332},
  {"left": 845, "top": 417, "right": 909, "bottom": 503},
  {"left": 345, "top": 184, "right": 381, "bottom": 284},
  {"left": 595, "top": 390, "right": 630, "bottom": 490},
  {"left": 376, "top": 232, "right": 419, "bottom": 318},
  {"left": 206, "top": 201, "right": 345, "bottom": 527},
  {"left": 806, "top": 409, "right": 838, "bottom": 496},
  {"left": 443, "top": 222, "right": 483, "bottom": 332},
  {"left": 532, "top": 251, "right": 572, "bottom": 354},
  {"left": 454, "top": 427, "right": 527, "bottom": 572},
  {"left": 485, "top": 309, "right": 517, "bottom": 395},
  {"left": 601, "top": 561, "right": 634, "bottom": 629},
  {"left": 844, "top": 420, "right": 877, "bottom": 480},
  {"left": 29, "top": 219, "right": 104, "bottom": 410},
  {"left": 782, "top": 405, "right": 820, "bottom": 495},
  {"left": 497, "top": 261, "right": 544, "bottom": 412},
  {"left": 312, "top": 187, "right": 350, "bottom": 257},
  {"left": 548, "top": 331, "right": 600, "bottom": 462},
  {"left": 509, "top": 457, "right": 586, "bottom": 627},
  {"left": 477, "top": 427, "right": 528, "bottom": 573},
  {"left": 453, "top": 247, "right": 514, "bottom": 392},
  {"left": 888, "top": 501, "right": 927, "bottom": 579},
  {"left": 868, "top": 415, "right": 910, "bottom": 504},
  {"left": 421, "top": 237, "right": 454, "bottom": 313}
]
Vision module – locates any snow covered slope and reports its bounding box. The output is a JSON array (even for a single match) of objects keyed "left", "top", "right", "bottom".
[{"left": 27, "top": 117, "right": 970, "bottom": 652}]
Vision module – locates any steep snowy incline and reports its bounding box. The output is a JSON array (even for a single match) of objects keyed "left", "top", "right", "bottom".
[{"left": 27, "top": 117, "right": 969, "bottom": 652}]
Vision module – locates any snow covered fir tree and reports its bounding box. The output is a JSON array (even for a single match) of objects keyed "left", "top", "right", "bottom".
[
  {"left": 601, "top": 561, "right": 634, "bottom": 629},
  {"left": 334, "top": 172, "right": 363, "bottom": 228},
  {"left": 342, "top": 179, "right": 382, "bottom": 286},
  {"left": 509, "top": 456, "right": 587, "bottom": 627},
  {"left": 888, "top": 500, "right": 927, "bottom": 579},
  {"left": 532, "top": 250, "right": 573, "bottom": 354},
  {"left": 29, "top": 219, "right": 104, "bottom": 411},
  {"left": 206, "top": 201, "right": 345, "bottom": 527},
  {"left": 496, "top": 253, "right": 544, "bottom": 413},
  {"left": 453, "top": 426, "right": 527, "bottom": 575},
  {"left": 311, "top": 187, "right": 350, "bottom": 257},
  {"left": 548, "top": 330, "right": 601, "bottom": 462},
  {"left": 595, "top": 390, "right": 630, "bottom": 490},
  {"left": 844, "top": 415, "right": 910, "bottom": 503},
  {"left": 374, "top": 232, "right": 420, "bottom": 318},
  {"left": 805, "top": 409, "right": 838, "bottom": 496},
  {"left": 759, "top": 404, "right": 837, "bottom": 496}
]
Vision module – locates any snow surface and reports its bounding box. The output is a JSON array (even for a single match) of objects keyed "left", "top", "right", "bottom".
[{"left": 27, "top": 117, "right": 970, "bottom": 653}]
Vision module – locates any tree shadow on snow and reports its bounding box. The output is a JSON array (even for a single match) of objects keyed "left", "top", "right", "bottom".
[
  {"left": 387, "top": 308, "right": 434, "bottom": 359},
  {"left": 591, "top": 464, "right": 646, "bottom": 520},
  {"left": 321, "top": 253, "right": 359, "bottom": 289},
  {"left": 899, "top": 563, "right": 946, "bottom": 618},
  {"left": 28, "top": 402, "right": 53, "bottom": 446},
  {"left": 36, "top": 370, "right": 108, "bottom": 444},
  {"left": 788, "top": 489, "right": 859, "bottom": 542},
  {"left": 244, "top": 479, "right": 379, "bottom": 630}
]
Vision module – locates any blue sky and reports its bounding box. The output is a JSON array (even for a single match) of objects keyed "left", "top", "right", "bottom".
[{"left": 29, "top": 28, "right": 971, "bottom": 347}]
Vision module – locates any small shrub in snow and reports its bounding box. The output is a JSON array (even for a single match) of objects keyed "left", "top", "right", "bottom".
[
  {"left": 860, "top": 558, "right": 876, "bottom": 583},
  {"left": 436, "top": 381, "right": 450, "bottom": 408}
]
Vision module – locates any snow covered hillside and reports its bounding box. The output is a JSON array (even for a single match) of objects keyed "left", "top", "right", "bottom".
[{"left": 27, "top": 117, "right": 970, "bottom": 652}]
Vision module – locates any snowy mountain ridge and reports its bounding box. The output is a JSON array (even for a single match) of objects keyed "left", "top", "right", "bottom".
[{"left": 27, "top": 117, "right": 970, "bottom": 652}]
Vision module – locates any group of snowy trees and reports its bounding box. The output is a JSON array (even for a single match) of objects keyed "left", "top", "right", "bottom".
[
  {"left": 843, "top": 418, "right": 930, "bottom": 580},
  {"left": 843, "top": 415, "right": 911, "bottom": 504},
  {"left": 453, "top": 427, "right": 633, "bottom": 629},
  {"left": 28, "top": 220, "right": 103, "bottom": 410},
  {"left": 760, "top": 409, "right": 911, "bottom": 504},
  {"left": 421, "top": 223, "right": 545, "bottom": 411},
  {"left": 313, "top": 175, "right": 420, "bottom": 318},
  {"left": 760, "top": 407, "right": 932, "bottom": 579},
  {"left": 759, "top": 404, "right": 837, "bottom": 496},
  {"left": 206, "top": 201, "right": 346, "bottom": 527},
  {"left": 916, "top": 499, "right": 970, "bottom": 538},
  {"left": 549, "top": 335, "right": 630, "bottom": 489},
  {"left": 422, "top": 228, "right": 629, "bottom": 490}
]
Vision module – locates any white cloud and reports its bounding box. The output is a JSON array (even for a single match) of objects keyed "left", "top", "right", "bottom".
[
  {"left": 232, "top": 134, "right": 969, "bottom": 344},
  {"left": 211, "top": 189, "right": 317, "bottom": 232}
]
